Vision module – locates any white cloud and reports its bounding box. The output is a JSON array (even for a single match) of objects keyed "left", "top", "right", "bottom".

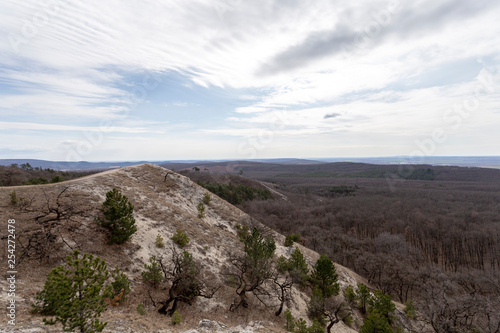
[
  {"left": 1, "top": 0, "right": 500, "bottom": 159},
  {"left": 0, "top": 121, "right": 164, "bottom": 133}
]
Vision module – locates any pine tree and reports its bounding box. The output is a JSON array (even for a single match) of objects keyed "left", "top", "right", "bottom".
[
  {"left": 34, "top": 250, "right": 109, "bottom": 332},
  {"left": 369, "top": 290, "right": 396, "bottom": 324},
  {"left": 355, "top": 283, "right": 372, "bottom": 314},
  {"left": 97, "top": 188, "right": 137, "bottom": 244},
  {"left": 288, "top": 247, "right": 309, "bottom": 285},
  {"left": 307, "top": 286, "right": 326, "bottom": 323},
  {"left": 229, "top": 227, "right": 276, "bottom": 310},
  {"left": 360, "top": 311, "right": 393, "bottom": 333},
  {"left": 310, "top": 254, "right": 339, "bottom": 298}
]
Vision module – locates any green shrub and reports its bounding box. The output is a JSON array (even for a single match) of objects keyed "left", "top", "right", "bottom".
[
  {"left": 236, "top": 224, "right": 249, "bottom": 242},
  {"left": 307, "top": 287, "right": 326, "bottom": 324},
  {"left": 284, "top": 309, "right": 295, "bottom": 331},
  {"left": 198, "top": 181, "right": 272, "bottom": 205},
  {"left": 24, "top": 177, "right": 48, "bottom": 185},
  {"left": 32, "top": 250, "right": 109, "bottom": 332},
  {"left": 97, "top": 188, "right": 137, "bottom": 244},
  {"left": 171, "top": 229, "right": 189, "bottom": 248},
  {"left": 343, "top": 285, "right": 356, "bottom": 303},
  {"left": 361, "top": 311, "right": 393, "bottom": 333},
  {"left": 197, "top": 202, "right": 206, "bottom": 218},
  {"left": 285, "top": 234, "right": 300, "bottom": 247},
  {"left": 328, "top": 185, "right": 357, "bottom": 197},
  {"left": 142, "top": 256, "right": 163, "bottom": 287},
  {"left": 308, "top": 319, "right": 324, "bottom": 333},
  {"left": 9, "top": 191, "right": 18, "bottom": 205},
  {"left": 136, "top": 303, "right": 146, "bottom": 315},
  {"left": 288, "top": 247, "right": 309, "bottom": 284},
  {"left": 103, "top": 267, "right": 130, "bottom": 305},
  {"left": 343, "top": 314, "right": 354, "bottom": 326},
  {"left": 171, "top": 310, "right": 182, "bottom": 325},
  {"left": 50, "top": 175, "right": 64, "bottom": 183},
  {"left": 293, "top": 317, "right": 324, "bottom": 333},
  {"left": 369, "top": 290, "right": 396, "bottom": 324},
  {"left": 355, "top": 283, "right": 372, "bottom": 314},
  {"left": 155, "top": 234, "right": 164, "bottom": 248},
  {"left": 404, "top": 299, "right": 416, "bottom": 319},
  {"left": 277, "top": 255, "right": 289, "bottom": 273},
  {"left": 294, "top": 318, "right": 309, "bottom": 333},
  {"left": 310, "top": 254, "right": 339, "bottom": 298},
  {"left": 278, "top": 247, "right": 309, "bottom": 285},
  {"left": 202, "top": 192, "right": 211, "bottom": 205}
]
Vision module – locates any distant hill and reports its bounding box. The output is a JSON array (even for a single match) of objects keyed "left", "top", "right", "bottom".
[
  {"left": 164, "top": 161, "right": 500, "bottom": 184},
  {"left": 0, "top": 158, "right": 321, "bottom": 171},
  {"left": 0, "top": 159, "right": 163, "bottom": 171},
  {"left": 1, "top": 156, "right": 499, "bottom": 171},
  {"left": 314, "top": 156, "right": 500, "bottom": 168}
]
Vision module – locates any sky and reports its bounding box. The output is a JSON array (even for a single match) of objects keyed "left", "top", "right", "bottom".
[{"left": 1, "top": 0, "right": 500, "bottom": 162}]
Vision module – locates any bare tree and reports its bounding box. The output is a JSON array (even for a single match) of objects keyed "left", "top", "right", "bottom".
[
  {"left": 16, "top": 186, "right": 85, "bottom": 263},
  {"left": 324, "top": 296, "right": 351, "bottom": 333},
  {"left": 272, "top": 274, "right": 293, "bottom": 316},
  {"left": 156, "top": 246, "right": 218, "bottom": 316}
]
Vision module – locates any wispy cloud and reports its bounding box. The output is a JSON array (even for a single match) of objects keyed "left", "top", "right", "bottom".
[
  {"left": 0, "top": 0, "right": 499, "bottom": 160},
  {"left": 0, "top": 121, "right": 164, "bottom": 133}
]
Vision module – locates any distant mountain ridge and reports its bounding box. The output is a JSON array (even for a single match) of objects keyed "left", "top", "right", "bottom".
[
  {"left": 1, "top": 156, "right": 499, "bottom": 171},
  {"left": 0, "top": 158, "right": 322, "bottom": 171}
]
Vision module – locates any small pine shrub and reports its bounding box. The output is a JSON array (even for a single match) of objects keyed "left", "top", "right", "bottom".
[
  {"left": 155, "top": 234, "right": 164, "bottom": 248},
  {"left": 103, "top": 267, "right": 130, "bottom": 305},
  {"left": 404, "top": 299, "right": 416, "bottom": 319},
  {"left": 197, "top": 202, "right": 206, "bottom": 218},
  {"left": 277, "top": 255, "right": 289, "bottom": 273},
  {"left": 278, "top": 248, "right": 309, "bottom": 285},
  {"left": 236, "top": 224, "right": 249, "bottom": 242},
  {"left": 141, "top": 256, "right": 163, "bottom": 287},
  {"left": 50, "top": 175, "right": 64, "bottom": 183},
  {"left": 136, "top": 303, "right": 146, "bottom": 315},
  {"left": 361, "top": 311, "right": 393, "bottom": 333},
  {"left": 24, "top": 177, "right": 48, "bottom": 185},
  {"left": 343, "top": 314, "right": 354, "bottom": 326},
  {"left": 32, "top": 250, "right": 109, "bottom": 332},
  {"left": 171, "top": 229, "right": 189, "bottom": 248},
  {"left": 97, "top": 188, "right": 137, "bottom": 245},
  {"left": 202, "top": 192, "right": 211, "bottom": 205},
  {"left": 369, "top": 290, "right": 396, "bottom": 324},
  {"left": 307, "top": 287, "right": 326, "bottom": 324},
  {"left": 9, "top": 191, "right": 18, "bottom": 205},
  {"left": 294, "top": 318, "right": 309, "bottom": 333},
  {"left": 171, "top": 310, "right": 182, "bottom": 325},
  {"left": 284, "top": 309, "right": 295, "bottom": 332},
  {"left": 343, "top": 285, "right": 356, "bottom": 303},
  {"left": 308, "top": 319, "right": 324, "bottom": 333},
  {"left": 284, "top": 233, "right": 300, "bottom": 247}
]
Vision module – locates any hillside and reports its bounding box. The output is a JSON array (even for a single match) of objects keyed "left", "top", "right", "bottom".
[
  {"left": 163, "top": 161, "right": 500, "bottom": 184},
  {"left": 0, "top": 163, "right": 416, "bottom": 332}
]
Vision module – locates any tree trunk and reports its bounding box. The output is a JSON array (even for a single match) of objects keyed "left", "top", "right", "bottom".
[{"left": 158, "top": 297, "right": 174, "bottom": 315}]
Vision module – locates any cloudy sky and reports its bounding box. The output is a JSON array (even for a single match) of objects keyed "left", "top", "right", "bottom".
[{"left": 1, "top": 0, "right": 500, "bottom": 161}]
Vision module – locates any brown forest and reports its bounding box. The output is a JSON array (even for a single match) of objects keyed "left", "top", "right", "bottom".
[{"left": 182, "top": 163, "right": 500, "bottom": 333}]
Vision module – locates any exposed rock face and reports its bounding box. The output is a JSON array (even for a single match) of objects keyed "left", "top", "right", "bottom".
[{"left": 181, "top": 319, "right": 266, "bottom": 333}]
